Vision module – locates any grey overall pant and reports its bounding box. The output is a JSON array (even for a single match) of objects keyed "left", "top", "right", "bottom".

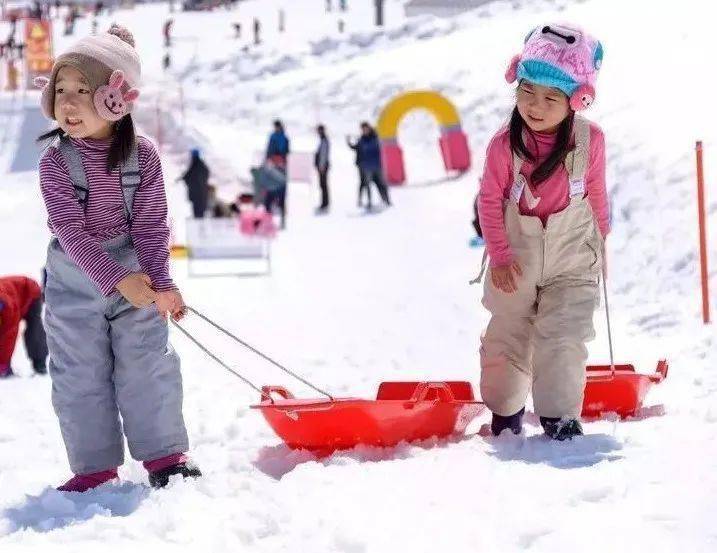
[{"left": 44, "top": 235, "right": 189, "bottom": 474}]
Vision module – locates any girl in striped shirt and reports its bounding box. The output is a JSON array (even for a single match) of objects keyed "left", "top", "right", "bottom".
[{"left": 36, "top": 25, "right": 201, "bottom": 492}]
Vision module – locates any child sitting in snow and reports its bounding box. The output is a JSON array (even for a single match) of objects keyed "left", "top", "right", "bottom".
[
  {"left": 476, "top": 23, "right": 609, "bottom": 440},
  {"left": 0, "top": 275, "right": 48, "bottom": 378},
  {"left": 35, "top": 24, "right": 201, "bottom": 491}
]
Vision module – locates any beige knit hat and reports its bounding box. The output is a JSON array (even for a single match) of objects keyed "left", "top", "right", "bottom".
[{"left": 35, "top": 24, "right": 141, "bottom": 122}]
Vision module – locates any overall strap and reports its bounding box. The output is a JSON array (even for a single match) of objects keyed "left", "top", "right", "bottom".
[
  {"left": 510, "top": 117, "right": 592, "bottom": 202},
  {"left": 509, "top": 150, "right": 526, "bottom": 204},
  {"left": 56, "top": 136, "right": 141, "bottom": 224},
  {"left": 57, "top": 136, "right": 89, "bottom": 208},
  {"left": 120, "top": 141, "right": 141, "bottom": 224},
  {"left": 565, "top": 115, "right": 591, "bottom": 197}
]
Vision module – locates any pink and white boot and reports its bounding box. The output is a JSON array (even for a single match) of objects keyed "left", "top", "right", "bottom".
[{"left": 57, "top": 469, "right": 119, "bottom": 493}]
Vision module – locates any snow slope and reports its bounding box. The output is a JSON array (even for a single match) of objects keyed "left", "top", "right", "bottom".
[{"left": 0, "top": 1, "right": 716, "bottom": 551}]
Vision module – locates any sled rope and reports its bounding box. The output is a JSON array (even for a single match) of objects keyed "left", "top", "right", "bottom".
[
  {"left": 172, "top": 306, "right": 334, "bottom": 401},
  {"left": 601, "top": 262, "right": 616, "bottom": 377},
  {"left": 170, "top": 315, "right": 269, "bottom": 399}
]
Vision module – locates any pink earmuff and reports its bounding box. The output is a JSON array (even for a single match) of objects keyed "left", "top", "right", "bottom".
[
  {"left": 93, "top": 70, "right": 140, "bottom": 122},
  {"left": 505, "top": 54, "right": 521, "bottom": 83},
  {"left": 570, "top": 84, "right": 595, "bottom": 111}
]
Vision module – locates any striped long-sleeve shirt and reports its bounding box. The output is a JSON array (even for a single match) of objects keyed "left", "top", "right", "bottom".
[{"left": 39, "top": 135, "right": 176, "bottom": 296}]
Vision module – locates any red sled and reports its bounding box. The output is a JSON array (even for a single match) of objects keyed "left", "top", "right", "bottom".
[
  {"left": 251, "top": 381, "right": 485, "bottom": 453},
  {"left": 581, "top": 360, "right": 668, "bottom": 419}
]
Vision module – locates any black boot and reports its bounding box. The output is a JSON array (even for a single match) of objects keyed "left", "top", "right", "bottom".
[
  {"left": 490, "top": 407, "right": 525, "bottom": 436},
  {"left": 540, "top": 417, "right": 583, "bottom": 441},
  {"left": 32, "top": 359, "right": 47, "bottom": 375},
  {"left": 148, "top": 462, "right": 202, "bottom": 489}
]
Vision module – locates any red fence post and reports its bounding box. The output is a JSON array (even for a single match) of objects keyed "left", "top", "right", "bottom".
[{"left": 696, "top": 140, "right": 710, "bottom": 324}]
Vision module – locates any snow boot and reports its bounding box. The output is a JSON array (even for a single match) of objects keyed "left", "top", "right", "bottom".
[
  {"left": 540, "top": 417, "right": 583, "bottom": 441},
  {"left": 57, "top": 469, "right": 118, "bottom": 492},
  {"left": 490, "top": 407, "right": 525, "bottom": 436},
  {"left": 147, "top": 462, "right": 202, "bottom": 489},
  {"left": 32, "top": 359, "right": 47, "bottom": 375}
]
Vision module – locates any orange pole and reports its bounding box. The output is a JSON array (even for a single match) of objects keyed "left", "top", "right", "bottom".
[{"left": 696, "top": 141, "right": 710, "bottom": 324}]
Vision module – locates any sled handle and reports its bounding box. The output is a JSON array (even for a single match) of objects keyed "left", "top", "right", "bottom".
[
  {"left": 261, "top": 385, "right": 295, "bottom": 402},
  {"left": 651, "top": 359, "right": 669, "bottom": 383},
  {"left": 585, "top": 371, "right": 618, "bottom": 383},
  {"left": 409, "top": 382, "right": 455, "bottom": 404}
]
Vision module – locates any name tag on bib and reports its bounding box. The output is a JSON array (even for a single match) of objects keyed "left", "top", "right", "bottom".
[{"left": 569, "top": 179, "right": 586, "bottom": 197}]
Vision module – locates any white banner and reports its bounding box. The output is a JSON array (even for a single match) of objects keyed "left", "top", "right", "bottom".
[{"left": 186, "top": 218, "right": 267, "bottom": 259}]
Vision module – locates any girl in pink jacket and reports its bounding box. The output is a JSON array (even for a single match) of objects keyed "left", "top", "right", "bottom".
[{"left": 477, "top": 24, "right": 609, "bottom": 441}]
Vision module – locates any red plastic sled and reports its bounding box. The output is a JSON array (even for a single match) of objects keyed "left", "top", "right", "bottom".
[
  {"left": 582, "top": 360, "right": 668, "bottom": 419},
  {"left": 251, "top": 381, "right": 486, "bottom": 453}
]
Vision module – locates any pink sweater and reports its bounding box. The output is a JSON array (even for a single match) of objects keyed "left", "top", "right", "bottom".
[
  {"left": 39, "top": 136, "right": 175, "bottom": 296},
  {"left": 478, "top": 121, "right": 610, "bottom": 267}
]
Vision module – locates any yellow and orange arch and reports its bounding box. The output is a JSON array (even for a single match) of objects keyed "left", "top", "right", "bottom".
[{"left": 376, "top": 91, "right": 471, "bottom": 185}]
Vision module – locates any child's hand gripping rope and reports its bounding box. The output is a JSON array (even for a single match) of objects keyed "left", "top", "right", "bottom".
[{"left": 155, "top": 289, "right": 187, "bottom": 322}]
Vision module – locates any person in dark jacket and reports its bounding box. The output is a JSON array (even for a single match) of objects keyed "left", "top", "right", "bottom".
[
  {"left": 163, "top": 19, "right": 174, "bottom": 48},
  {"left": 251, "top": 160, "right": 287, "bottom": 229},
  {"left": 347, "top": 121, "right": 391, "bottom": 210},
  {"left": 178, "top": 148, "right": 210, "bottom": 218},
  {"left": 253, "top": 17, "right": 261, "bottom": 45},
  {"left": 266, "top": 120, "right": 290, "bottom": 168},
  {"left": 314, "top": 124, "right": 330, "bottom": 212},
  {"left": 30, "top": 2, "right": 43, "bottom": 20},
  {"left": 0, "top": 275, "right": 48, "bottom": 378}
]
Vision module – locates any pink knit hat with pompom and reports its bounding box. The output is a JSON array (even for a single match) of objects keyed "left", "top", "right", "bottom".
[{"left": 35, "top": 24, "right": 141, "bottom": 122}]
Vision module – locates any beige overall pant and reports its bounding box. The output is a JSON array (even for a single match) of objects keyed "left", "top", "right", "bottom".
[{"left": 479, "top": 116, "right": 603, "bottom": 418}]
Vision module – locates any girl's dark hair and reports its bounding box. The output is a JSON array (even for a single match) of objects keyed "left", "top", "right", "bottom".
[
  {"left": 509, "top": 106, "right": 574, "bottom": 185},
  {"left": 37, "top": 114, "right": 137, "bottom": 173}
]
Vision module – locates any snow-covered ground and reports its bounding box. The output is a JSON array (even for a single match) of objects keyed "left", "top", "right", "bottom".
[{"left": 1, "top": 0, "right": 716, "bottom": 551}]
